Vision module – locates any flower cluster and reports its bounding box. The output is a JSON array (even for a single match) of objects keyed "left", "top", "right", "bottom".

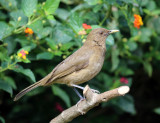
[
  {"left": 133, "top": 14, "right": 143, "bottom": 29},
  {"left": 82, "top": 23, "right": 92, "bottom": 29},
  {"left": 120, "top": 77, "right": 128, "bottom": 84},
  {"left": 24, "top": 27, "right": 34, "bottom": 34},
  {"left": 78, "top": 30, "right": 87, "bottom": 35},
  {"left": 18, "top": 49, "right": 29, "bottom": 60},
  {"left": 78, "top": 23, "right": 92, "bottom": 36}
]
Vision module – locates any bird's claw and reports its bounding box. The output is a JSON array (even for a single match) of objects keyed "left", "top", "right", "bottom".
[
  {"left": 76, "top": 97, "right": 86, "bottom": 115},
  {"left": 76, "top": 97, "right": 85, "bottom": 107},
  {"left": 91, "top": 89, "right": 100, "bottom": 94}
]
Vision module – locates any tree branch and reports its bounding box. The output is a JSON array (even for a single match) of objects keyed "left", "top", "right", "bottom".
[{"left": 50, "top": 85, "right": 130, "bottom": 123}]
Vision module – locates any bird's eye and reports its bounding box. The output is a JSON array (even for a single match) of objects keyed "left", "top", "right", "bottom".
[{"left": 99, "top": 31, "right": 104, "bottom": 35}]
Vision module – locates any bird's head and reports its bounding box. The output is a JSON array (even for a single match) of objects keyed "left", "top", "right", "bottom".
[{"left": 85, "top": 28, "right": 119, "bottom": 47}]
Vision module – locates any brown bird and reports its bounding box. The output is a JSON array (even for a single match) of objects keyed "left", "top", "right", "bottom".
[{"left": 14, "top": 28, "right": 119, "bottom": 101}]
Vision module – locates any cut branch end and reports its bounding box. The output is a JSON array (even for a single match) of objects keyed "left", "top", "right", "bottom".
[{"left": 118, "top": 86, "right": 130, "bottom": 95}]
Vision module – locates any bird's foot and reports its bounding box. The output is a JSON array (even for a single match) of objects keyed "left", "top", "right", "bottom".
[
  {"left": 76, "top": 97, "right": 86, "bottom": 115},
  {"left": 91, "top": 89, "right": 100, "bottom": 94},
  {"left": 71, "top": 84, "right": 100, "bottom": 94},
  {"left": 76, "top": 97, "right": 85, "bottom": 107}
]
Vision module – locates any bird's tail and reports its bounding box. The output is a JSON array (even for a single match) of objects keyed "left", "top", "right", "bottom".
[{"left": 14, "top": 81, "right": 43, "bottom": 101}]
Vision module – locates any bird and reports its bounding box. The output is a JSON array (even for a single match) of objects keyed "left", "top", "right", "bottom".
[{"left": 14, "top": 28, "right": 119, "bottom": 101}]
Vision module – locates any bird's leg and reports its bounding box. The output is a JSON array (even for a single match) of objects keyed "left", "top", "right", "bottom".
[
  {"left": 72, "top": 87, "right": 85, "bottom": 108},
  {"left": 71, "top": 84, "right": 100, "bottom": 94},
  {"left": 73, "top": 87, "right": 84, "bottom": 100}
]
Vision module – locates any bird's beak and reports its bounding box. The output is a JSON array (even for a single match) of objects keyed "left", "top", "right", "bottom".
[{"left": 109, "top": 30, "right": 119, "bottom": 34}]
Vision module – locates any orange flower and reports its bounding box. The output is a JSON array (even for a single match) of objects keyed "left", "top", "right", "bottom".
[
  {"left": 24, "top": 27, "right": 34, "bottom": 34},
  {"left": 82, "top": 23, "right": 92, "bottom": 29},
  {"left": 133, "top": 14, "right": 143, "bottom": 29},
  {"left": 18, "top": 49, "right": 29, "bottom": 60}
]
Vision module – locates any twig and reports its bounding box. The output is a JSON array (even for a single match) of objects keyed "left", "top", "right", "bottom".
[{"left": 50, "top": 85, "right": 130, "bottom": 123}]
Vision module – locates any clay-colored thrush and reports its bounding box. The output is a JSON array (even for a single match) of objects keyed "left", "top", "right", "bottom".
[{"left": 14, "top": 28, "right": 119, "bottom": 101}]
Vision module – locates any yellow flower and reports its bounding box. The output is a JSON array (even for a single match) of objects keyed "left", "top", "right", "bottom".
[
  {"left": 25, "top": 51, "right": 29, "bottom": 54},
  {"left": 22, "top": 55, "right": 26, "bottom": 60},
  {"left": 18, "top": 53, "right": 22, "bottom": 57},
  {"left": 18, "top": 49, "right": 29, "bottom": 60}
]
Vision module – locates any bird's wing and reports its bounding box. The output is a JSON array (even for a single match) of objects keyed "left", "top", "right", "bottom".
[{"left": 40, "top": 46, "right": 92, "bottom": 85}]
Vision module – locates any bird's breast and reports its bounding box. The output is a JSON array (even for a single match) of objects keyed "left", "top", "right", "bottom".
[
  {"left": 70, "top": 47, "right": 105, "bottom": 85},
  {"left": 87, "top": 48, "right": 105, "bottom": 78}
]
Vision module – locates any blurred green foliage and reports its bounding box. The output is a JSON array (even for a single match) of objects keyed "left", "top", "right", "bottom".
[{"left": 0, "top": 0, "right": 160, "bottom": 122}]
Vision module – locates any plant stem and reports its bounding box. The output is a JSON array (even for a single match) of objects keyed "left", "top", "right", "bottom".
[
  {"left": 13, "top": 16, "right": 42, "bottom": 34},
  {"left": 0, "top": 61, "right": 17, "bottom": 73},
  {"left": 0, "top": 43, "right": 8, "bottom": 48},
  {"left": 99, "top": 5, "right": 112, "bottom": 26}
]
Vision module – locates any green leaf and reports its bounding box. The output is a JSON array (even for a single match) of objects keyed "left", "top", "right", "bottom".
[
  {"left": 127, "top": 41, "right": 137, "bottom": 51},
  {"left": 154, "top": 107, "right": 160, "bottom": 115},
  {"left": 0, "top": 116, "right": 5, "bottom": 123},
  {"left": 3, "top": 76, "right": 17, "bottom": 89},
  {"left": 0, "top": 0, "right": 17, "bottom": 11},
  {"left": 153, "top": 17, "right": 160, "bottom": 34},
  {"left": 29, "top": 20, "right": 43, "bottom": 34},
  {"left": 117, "top": 95, "right": 136, "bottom": 115},
  {"left": 97, "top": 73, "right": 113, "bottom": 88},
  {"left": 120, "top": 0, "right": 134, "bottom": 4},
  {"left": 111, "top": 47, "right": 119, "bottom": 71},
  {"left": 106, "top": 35, "right": 115, "bottom": 48},
  {"left": 139, "top": 28, "right": 152, "bottom": 43},
  {"left": 151, "top": 10, "right": 160, "bottom": 16},
  {"left": 21, "top": 0, "right": 37, "bottom": 17},
  {"left": 93, "top": 4, "right": 102, "bottom": 13},
  {"left": 44, "top": 0, "right": 60, "bottom": 15},
  {"left": 52, "top": 85, "right": 71, "bottom": 107},
  {"left": 0, "top": 79, "right": 13, "bottom": 96},
  {"left": 105, "top": 0, "right": 116, "bottom": 5},
  {"left": 13, "top": 65, "right": 36, "bottom": 82},
  {"left": 54, "top": 51, "right": 63, "bottom": 56},
  {"left": 143, "top": 61, "right": 152, "bottom": 77},
  {"left": 46, "top": 15, "right": 55, "bottom": 20},
  {"left": 17, "top": 45, "right": 36, "bottom": 53},
  {"left": 60, "top": 42, "right": 74, "bottom": 51},
  {"left": 141, "top": 0, "right": 149, "bottom": 6},
  {"left": 41, "top": 27, "right": 52, "bottom": 39},
  {"left": 111, "top": 79, "right": 121, "bottom": 89},
  {"left": 4, "top": 36, "right": 16, "bottom": 55},
  {"left": 69, "top": 13, "right": 83, "bottom": 33},
  {"left": 91, "top": 25, "right": 102, "bottom": 29},
  {"left": 46, "top": 38, "right": 57, "bottom": 50},
  {"left": 0, "top": 11, "right": 7, "bottom": 20},
  {"left": 15, "top": 37, "right": 36, "bottom": 48},
  {"left": 52, "top": 26, "right": 72, "bottom": 43},
  {"left": 0, "top": 22, "right": 13, "bottom": 40},
  {"left": 118, "top": 67, "right": 134, "bottom": 76},
  {"left": 10, "top": 10, "right": 28, "bottom": 27},
  {"left": 36, "top": 52, "right": 54, "bottom": 60},
  {"left": 84, "top": 0, "right": 100, "bottom": 5},
  {"left": 55, "top": 8, "right": 69, "bottom": 20},
  {"left": 146, "top": 0, "right": 156, "bottom": 11}
]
